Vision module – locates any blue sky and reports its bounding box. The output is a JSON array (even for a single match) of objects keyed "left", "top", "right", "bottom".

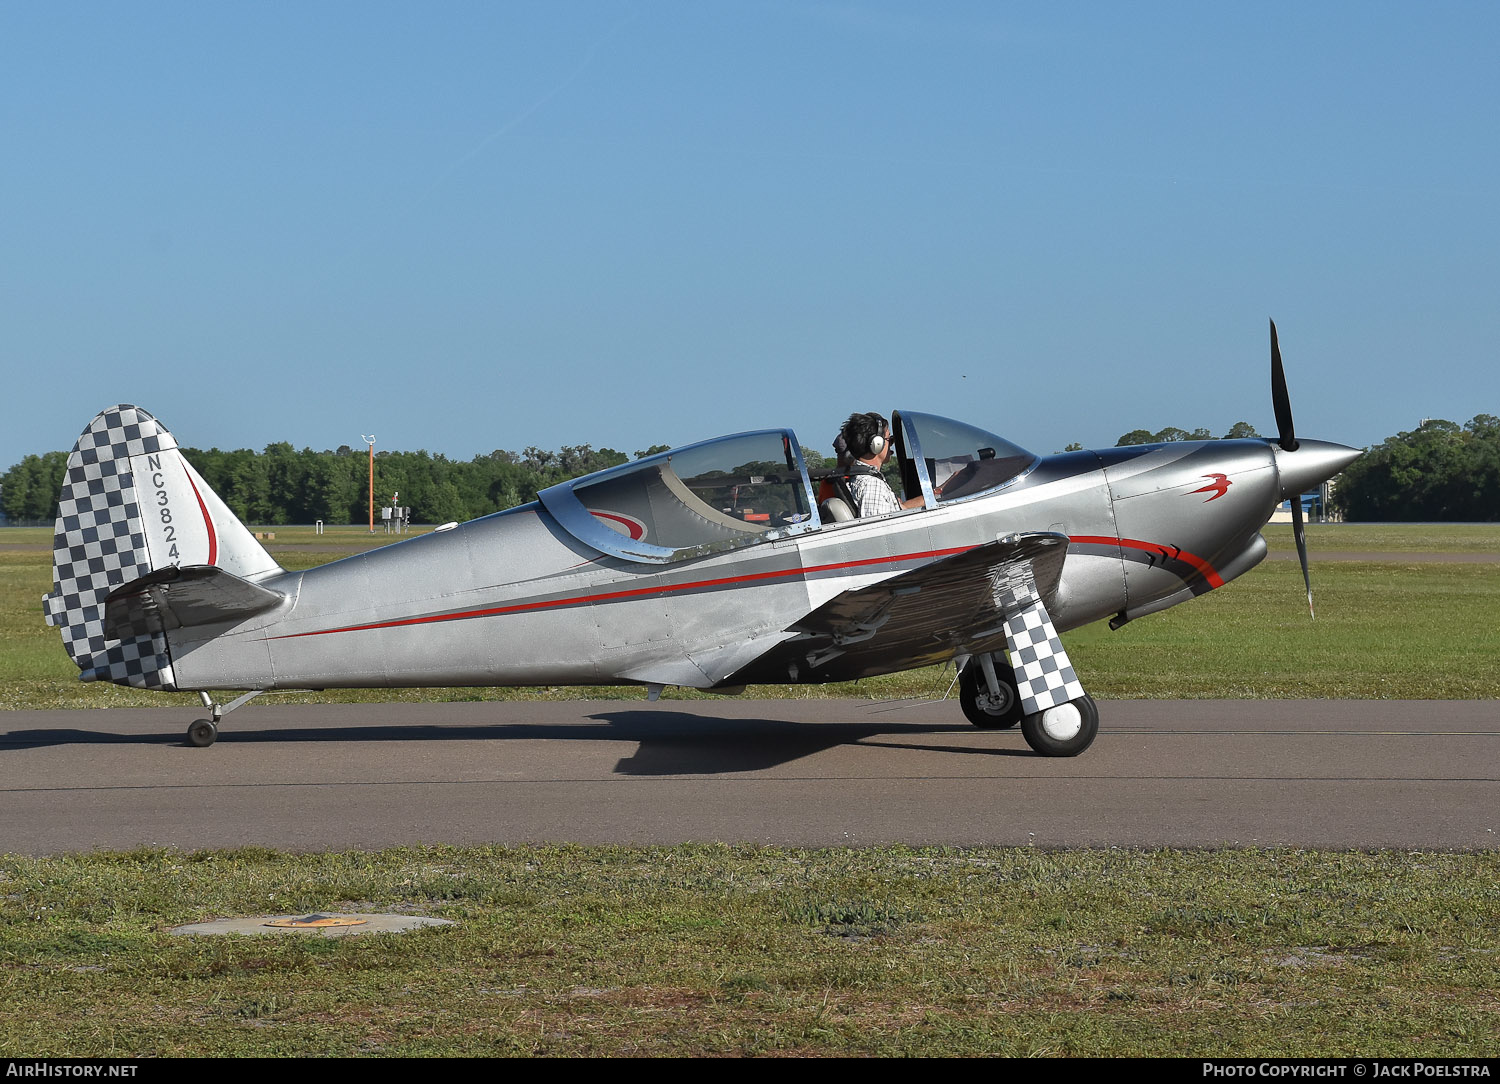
[{"left": 3, "top": 1, "right": 1497, "bottom": 469}]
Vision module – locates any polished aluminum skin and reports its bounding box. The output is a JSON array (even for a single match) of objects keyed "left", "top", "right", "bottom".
[{"left": 45, "top": 378, "right": 1360, "bottom": 754}]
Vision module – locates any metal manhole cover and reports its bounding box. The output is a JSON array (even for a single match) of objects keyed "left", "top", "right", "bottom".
[{"left": 264, "top": 914, "right": 369, "bottom": 929}]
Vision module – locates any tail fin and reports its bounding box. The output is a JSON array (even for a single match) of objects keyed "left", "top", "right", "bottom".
[{"left": 42, "top": 405, "right": 282, "bottom": 689}]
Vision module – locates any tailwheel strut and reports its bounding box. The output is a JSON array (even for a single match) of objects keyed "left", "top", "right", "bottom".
[{"left": 186, "top": 690, "right": 265, "bottom": 747}]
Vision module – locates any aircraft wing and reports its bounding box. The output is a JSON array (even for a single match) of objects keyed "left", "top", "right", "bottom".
[{"left": 726, "top": 531, "right": 1071, "bottom": 685}]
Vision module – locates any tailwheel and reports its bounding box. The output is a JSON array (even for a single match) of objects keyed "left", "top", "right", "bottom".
[
  {"left": 958, "top": 657, "right": 1023, "bottom": 730},
  {"left": 185, "top": 690, "right": 263, "bottom": 747},
  {"left": 1021, "top": 694, "right": 1099, "bottom": 757},
  {"left": 186, "top": 719, "right": 218, "bottom": 748}
]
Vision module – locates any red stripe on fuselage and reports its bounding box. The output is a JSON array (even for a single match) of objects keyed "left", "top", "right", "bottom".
[
  {"left": 264, "top": 534, "right": 1224, "bottom": 641},
  {"left": 1070, "top": 535, "right": 1224, "bottom": 588},
  {"left": 264, "top": 545, "right": 977, "bottom": 641}
]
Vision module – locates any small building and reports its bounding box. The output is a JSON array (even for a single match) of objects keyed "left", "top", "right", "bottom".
[{"left": 1268, "top": 478, "right": 1342, "bottom": 524}]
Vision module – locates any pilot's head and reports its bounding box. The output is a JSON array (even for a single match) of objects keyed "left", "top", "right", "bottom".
[{"left": 841, "top": 412, "right": 890, "bottom": 464}]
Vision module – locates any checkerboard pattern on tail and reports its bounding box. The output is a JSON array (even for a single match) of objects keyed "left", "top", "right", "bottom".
[
  {"left": 1002, "top": 600, "right": 1084, "bottom": 715},
  {"left": 42, "top": 405, "right": 178, "bottom": 689}
]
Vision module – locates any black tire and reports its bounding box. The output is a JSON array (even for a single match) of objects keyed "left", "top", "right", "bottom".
[
  {"left": 186, "top": 719, "right": 218, "bottom": 748},
  {"left": 958, "top": 657, "right": 1023, "bottom": 730},
  {"left": 1020, "top": 694, "right": 1099, "bottom": 757}
]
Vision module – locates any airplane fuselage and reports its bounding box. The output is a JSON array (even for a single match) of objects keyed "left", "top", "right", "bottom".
[{"left": 165, "top": 439, "right": 1286, "bottom": 693}]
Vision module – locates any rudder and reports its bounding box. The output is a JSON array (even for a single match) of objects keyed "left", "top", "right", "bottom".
[{"left": 42, "top": 405, "right": 281, "bottom": 689}]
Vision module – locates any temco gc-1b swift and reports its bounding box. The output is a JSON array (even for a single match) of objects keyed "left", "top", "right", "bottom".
[{"left": 45, "top": 323, "right": 1358, "bottom": 756}]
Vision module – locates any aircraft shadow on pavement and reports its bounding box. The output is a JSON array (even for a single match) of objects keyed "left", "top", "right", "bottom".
[
  {"left": 0, "top": 708, "right": 1035, "bottom": 774},
  {"left": 586, "top": 710, "right": 1038, "bottom": 773}
]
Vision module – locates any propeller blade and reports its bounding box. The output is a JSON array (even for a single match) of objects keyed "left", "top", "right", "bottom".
[
  {"left": 1291, "top": 489, "right": 1314, "bottom": 619},
  {"left": 1270, "top": 319, "right": 1299, "bottom": 452}
]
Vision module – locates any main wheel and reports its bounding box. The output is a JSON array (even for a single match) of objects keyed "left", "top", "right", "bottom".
[
  {"left": 186, "top": 719, "right": 218, "bottom": 748},
  {"left": 958, "top": 658, "right": 1023, "bottom": 730},
  {"left": 1020, "top": 694, "right": 1099, "bottom": 757}
]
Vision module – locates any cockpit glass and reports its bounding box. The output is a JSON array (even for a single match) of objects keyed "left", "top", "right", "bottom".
[
  {"left": 569, "top": 431, "right": 812, "bottom": 555},
  {"left": 903, "top": 412, "right": 1038, "bottom": 503}
]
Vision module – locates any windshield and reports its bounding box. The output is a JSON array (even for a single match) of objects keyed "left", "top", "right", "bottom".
[
  {"left": 539, "top": 430, "right": 816, "bottom": 563},
  {"left": 897, "top": 411, "right": 1038, "bottom": 505}
]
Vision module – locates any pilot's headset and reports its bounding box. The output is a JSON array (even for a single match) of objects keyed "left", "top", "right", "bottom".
[{"left": 856, "top": 412, "right": 887, "bottom": 459}]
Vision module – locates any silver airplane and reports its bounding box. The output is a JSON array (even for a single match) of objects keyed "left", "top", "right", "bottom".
[{"left": 44, "top": 323, "right": 1359, "bottom": 756}]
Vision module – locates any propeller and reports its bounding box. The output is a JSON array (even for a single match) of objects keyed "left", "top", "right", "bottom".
[
  {"left": 1270, "top": 319, "right": 1298, "bottom": 453},
  {"left": 1270, "top": 319, "right": 1314, "bottom": 618}
]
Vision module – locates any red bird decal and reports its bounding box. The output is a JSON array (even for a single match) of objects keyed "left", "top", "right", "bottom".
[{"left": 1191, "top": 473, "right": 1232, "bottom": 502}]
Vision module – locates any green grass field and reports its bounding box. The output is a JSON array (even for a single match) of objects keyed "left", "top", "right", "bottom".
[
  {"left": 1260, "top": 522, "right": 1500, "bottom": 553},
  {"left": 2, "top": 846, "right": 1497, "bottom": 1057}
]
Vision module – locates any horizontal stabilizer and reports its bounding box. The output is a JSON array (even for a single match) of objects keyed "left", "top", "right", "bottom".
[{"left": 104, "top": 565, "right": 286, "bottom": 641}]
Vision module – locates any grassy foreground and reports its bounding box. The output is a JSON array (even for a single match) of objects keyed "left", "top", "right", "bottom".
[{"left": 2, "top": 845, "right": 1497, "bottom": 1057}]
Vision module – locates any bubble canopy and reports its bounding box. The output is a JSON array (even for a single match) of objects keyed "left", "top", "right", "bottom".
[
  {"left": 894, "top": 410, "right": 1039, "bottom": 507},
  {"left": 539, "top": 430, "right": 818, "bottom": 564},
  {"left": 538, "top": 414, "right": 1038, "bottom": 564}
]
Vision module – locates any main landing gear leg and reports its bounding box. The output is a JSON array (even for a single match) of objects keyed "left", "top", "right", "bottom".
[
  {"left": 958, "top": 653, "right": 1024, "bottom": 730},
  {"left": 186, "top": 690, "right": 265, "bottom": 747},
  {"left": 982, "top": 597, "right": 1100, "bottom": 757}
]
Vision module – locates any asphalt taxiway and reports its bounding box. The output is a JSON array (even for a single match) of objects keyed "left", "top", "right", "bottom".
[{"left": 1, "top": 699, "right": 1495, "bottom": 854}]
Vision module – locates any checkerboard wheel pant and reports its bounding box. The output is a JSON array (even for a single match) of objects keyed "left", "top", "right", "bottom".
[
  {"left": 41, "top": 405, "right": 178, "bottom": 689},
  {"left": 1002, "top": 601, "right": 1084, "bottom": 715}
]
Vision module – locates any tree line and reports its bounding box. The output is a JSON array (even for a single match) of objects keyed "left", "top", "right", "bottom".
[
  {"left": 1113, "top": 421, "right": 1262, "bottom": 446},
  {"left": 4, "top": 417, "right": 1497, "bottom": 524},
  {"left": 1330, "top": 415, "right": 1499, "bottom": 522},
  {"left": 0, "top": 441, "right": 667, "bottom": 527}
]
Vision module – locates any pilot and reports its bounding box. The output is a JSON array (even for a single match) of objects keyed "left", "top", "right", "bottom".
[{"left": 838, "top": 412, "right": 924, "bottom": 517}]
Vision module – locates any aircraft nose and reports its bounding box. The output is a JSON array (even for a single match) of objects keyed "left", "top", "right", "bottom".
[{"left": 1273, "top": 439, "right": 1363, "bottom": 499}]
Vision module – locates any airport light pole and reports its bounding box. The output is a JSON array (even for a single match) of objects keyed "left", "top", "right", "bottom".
[{"left": 361, "top": 434, "right": 376, "bottom": 533}]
